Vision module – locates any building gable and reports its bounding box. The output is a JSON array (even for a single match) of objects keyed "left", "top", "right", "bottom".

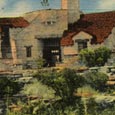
[
  {"left": 23, "top": 9, "right": 68, "bottom": 38},
  {"left": 72, "top": 31, "right": 92, "bottom": 41}
]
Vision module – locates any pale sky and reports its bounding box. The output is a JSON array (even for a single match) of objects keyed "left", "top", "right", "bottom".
[{"left": 0, "top": 0, "right": 115, "bottom": 17}]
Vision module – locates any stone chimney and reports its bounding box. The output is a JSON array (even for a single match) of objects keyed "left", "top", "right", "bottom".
[
  {"left": 61, "top": 0, "right": 67, "bottom": 9},
  {"left": 61, "top": 0, "right": 80, "bottom": 24}
]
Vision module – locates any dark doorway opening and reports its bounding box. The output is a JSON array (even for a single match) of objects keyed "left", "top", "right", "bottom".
[
  {"left": 1, "top": 26, "right": 12, "bottom": 59},
  {"left": 42, "top": 38, "right": 61, "bottom": 67}
]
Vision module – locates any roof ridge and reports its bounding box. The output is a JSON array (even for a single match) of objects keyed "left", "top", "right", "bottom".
[{"left": 85, "top": 10, "right": 115, "bottom": 15}]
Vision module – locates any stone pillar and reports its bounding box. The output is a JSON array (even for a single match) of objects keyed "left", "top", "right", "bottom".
[
  {"left": 61, "top": 0, "right": 67, "bottom": 9},
  {"left": 10, "top": 39, "right": 17, "bottom": 64},
  {"left": 67, "top": 0, "right": 80, "bottom": 24},
  {"left": 61, "top": 46, "right": 64, "bottom": 62},
  {"left": 0, "top": 36, "right": 2, "bottom": 58}
]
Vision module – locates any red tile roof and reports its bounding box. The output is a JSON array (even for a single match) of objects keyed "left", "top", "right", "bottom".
[
  {"left": 61, "top": 11, "right": 115, "bottom": 46},
  {"left": 0, "top": 17, "right": 29, "bottom": 28},
  {"left": 61, "top": 32, "right": 76, "bottom": 46}
]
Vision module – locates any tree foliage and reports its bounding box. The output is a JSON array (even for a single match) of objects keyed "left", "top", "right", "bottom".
[
  {"left": 80, "top": 49, "right": 95, "bottom": 66},
  {"left": 17, "top": 68, "right": 85, "bottom": 115},
  {"left": 34, "top": 68, "right": 84, "bottom": 101},
  {"left": 22, "top": 79, "right": 55, "bottom": 99},
  {"left": 41, "top": 0, "right": 49, "bottom": 6},
  {"left": 79, "top": 47, "right": 111, "bottom": 67},
  {"left": 95, "top": 47, "right": 111, "bottom": 65},
  {"left": 6, "top": 68, "right": 113, "bottom": 115},
  {"left": 83, "top": 72, "right": 108, "bottom": 91},
  {"left": 0, "top": 77, "right": 21, "bottom": 98}
]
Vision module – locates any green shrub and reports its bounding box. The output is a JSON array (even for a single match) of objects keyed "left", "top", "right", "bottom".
[
  {"left": 79, "top": 49, "right": 95, "bottom": 67},
  {"left": 34, "top": 68, "right": 84, "bottom": 100},
  {"left": 36, "top": 58, "right": 46, "bottom": 69},
  {"left": 22, "top": 79, "right": 55, "bottom": 99},
  {"left": 0, "top": 77, "right": 21, "bottom": 97},
  {"left": 95, "top": 47, "right": 111, "bottom": 65},
  {"left": 77, "top": 85, "right": 98, "bottom": 97},
  {"left": 83, "top": 72, "right": 108, "bottom": 91},
  {"left": 33, "top": 68, "right": 85, "bottom": 114},
  {"left": 79, "top": 47, "right": 111, "bottom": 67}
]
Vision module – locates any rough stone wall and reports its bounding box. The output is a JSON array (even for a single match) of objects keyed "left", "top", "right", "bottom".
[
  {"left": 9, "top": 10, "right": 68, "bottom": 65},
  {"left": 90, "top": 43, "right": 104, "bottom": 50},
  {"left": 104, "top": 27, "right": 115, "bottom": 58},
  {"left": 23, "top": 9, "right": 68, "bottom": 38},
  {"left": 10, "top": 27, "right": 40, "bottom": 62},
  {"left": 104, "top": 28, "right": 115, "bottom": 50},
  {"left": 67, "top": 0, "right": 80, "bottom": 24}
]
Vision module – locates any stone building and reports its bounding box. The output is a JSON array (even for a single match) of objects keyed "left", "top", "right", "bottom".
[
  {"left": 0, "top": 0, "right": 80, "bottom": 70},
  {"left": 61, "top": 11, "right": 115, "bottom": 60},
  {"left": 0, "top": 0, "right": 115, "bottom": 71}
]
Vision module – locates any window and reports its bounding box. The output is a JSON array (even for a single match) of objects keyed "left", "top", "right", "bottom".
[
  {"left": 47, "top": 21, "right": 52, "bottom": 25},
  {"left": 78, "top": 41, "right": 87, "bottom": 51},
  {"left": 25, "top": 46, "right": 32, "bottom": 57},
  {"left": 43, "top": 21, "right": 56, "bottom": 25}
]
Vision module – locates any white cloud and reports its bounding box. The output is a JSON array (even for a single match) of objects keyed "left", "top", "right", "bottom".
[
  {"left": 0, "top": 0, "right": 33, "bottom": 17},
  {"left": 0, "top": 0, "right": 7, "bottom": 16},
  {"left": 98, "top": 0, "right": 115, "bottom": 11},
  {"left": 0, "top": 0, "right": 7, "bottom": 8},
  {"left": 11, "top": 0, "right": 32, "bottom": 16}
]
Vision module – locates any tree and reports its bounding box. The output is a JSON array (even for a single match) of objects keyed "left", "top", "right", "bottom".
[
  {"left": 95, "top": 47, "right": 111, "bottom": 66},
  {"left": 80, "top": 49, "right": 95, "bottom": 67},
  {"left": 41, "top": 0, "right": 49, "bottom": 6},
  {"left": 16, "top": 68, "right": 85, "bottom": 115},
  {"left": 0, "top": 77, "right": 21, "bottom": 98},
  {"left": 34, "top": 68, "right": 85, "bottom": 114},
  {"left": 34, "top": 68, "right": 84, "bottom": 100}
]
